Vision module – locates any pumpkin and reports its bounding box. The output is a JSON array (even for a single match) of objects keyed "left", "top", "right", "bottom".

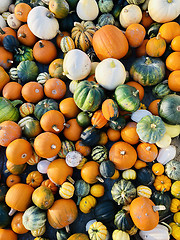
[
  {"left": 170, "top": 198, "right": 180, "bottom": 212},
  {"left": 125, "top": 23, "right": 146, "bottom": 48},
  {"left": 137, "top": 167, "right": 155, "bottom": 186},
  {"left": 130, "top": 56, "right": 165, "bottom": 86},
  {"left": 79, "top": 195, "right": 97, "bottom": 213},
  {"left": 148, "top": 0, "right": 180, "bottom": 23},
  {"left": 32, "top": 186, "right": 54, "bottom": 209},
  {"left": 168, "top": 70, "right": 180, "bottom": 92},
  {"left": 136, "top": 185, "right": 152, "bottom": 198},
  {"left": 5, "top": 183, "right": 34, "bottom": 215},
  {"left": 75, "top": 179, "right": 90, "bottom": 205},
  {"left": 114, "top": 209, "right": 134, "bottom": 231},
  {"left": 14, "top": 3, "right": 31, "bottom": 22},
  {"left": 31, "top": 225, "right": 46, "bottom": 237},
  {"left": 90, "top": 184, "right": 104, "bottom": 198},
  {"left": 76, "top": 0, "right": 99, "bottom": 21},
  {"left": 59, "top": 97, "right": 80, "bottom": 119},
  {"left": 21, "top": 81, "right": 44, "bottom": 103},
  {"left": 112, "top": 230, "right": 130, "bottom": 240},
  {"left": 22, "top": 205, "right": 46, "bottom": 231},
  {"left": 41, "top": 179, "right": 58, "bottom": 195},
  {"left": 121, "top": 122, "right": 139, "bottom": 145},
  {"left": 91, "top": 110, "right": 107, "bottom": 129},
  {"left": 166, "top": 52, "right": 180, "bottom": 71},
  {"left": 26, "top": 171, "right": 43, "bottom": 188},
  {"left": 109, "top": 141, "right": 137, "bottom": 170},
  {"left": 148, "top": 99, "right": 161, "bottom": 116},
  {"left": 47, "top": 158, "right": 73, "bottom": 186},
  {"left": 68, "top": 233, "right": 89, "bottom": 240},
  {"left": 2, "top": 82, "right": 22, "bottom": 100},
  {"left": 11, "top": 212, "right": 28, "bottom": 234},
  {"left": 165, "top": 160, "right": 180, "bottom": 181},
  {"left": 171, "top": 181, "right": 180, "bottom": 199},
  {"left": 107, "top": 128, "right": 121, "bottom": 141},
  {"left": 17, "top": 24, "right": 38, "bottom": 46},
  {"left": 0, "top": 0, "right": 13, "bottom": 13},
  {"left": 0, "top": 27, "right": 16, "bottom": 44},
  {"left": 158, "top": 21, "right": 180, "bottom": 44},
  {"left": 75, "top": 140, "right": 91, "bottom": 156},
  {"left": 171, "top": 35, "right": 180, "bottom": 52},
  {"left": 81, "top": 161, "right": 103, "bottom": 184},
  {"left": 49, "top": 0, "right": 69, "bottom": 19},
  {"left": 134, "top": 159, "right": 147, "bottom": 169},
  {"left": 0, "top": 202, "right": 11, "bottom": 229},
  {"left": 27, "top": 6, "right": 59, "bottom": 40},
  {"left": 146, "top": 33, "right": 166, "bottom": 57},
  {"left": 6, "top": 174, "right": 21, "bottom": 188},
  {"left": 137, "top": 142, "right": 158, "bottom": 162},
  {"left": 94, "top": 200, "right": 117, "bottom": 223},
  {"left": 44, "top": 78, "right": 66, "bottom": 100},
  {"left": 59, "top": 182, "right": 74, "bottom": 199},
  {"left": 6, "top": 160, "right": 26, "bottom": 175},
  {"left": 102, "top": 99, "right": 119, "bottom": 121},
  {"left": 152, "top": 163, "right": 164, "bottom": 176},
  {"left": 47, "top": 199, "right": 78, "bottom": 230},
  {"left": 153, "top": 175, "right": 171, "bottom": 192},
  {"left": 34, "top": 132, "right": 61, "bottom": 158},
  {"left": 122, "top": 169, "right": 136, "bottom": 180},
  {"left": 88, "top": 221, "right": 108, "bottom": 240},
  {"left": 63, "top": 118, "right": 83, "bottom": 141},
  {"left": 140, "top": 10, "right": 153, "bottom": 29},
  {"left": 92, "top": 25, "right": 129, "bottom": 61},
  {"left": 0, "top": 229, "right": 17, "bottom": 240},
  {"left": 0, "top": 66, "right": 10, "bottom": 91},
  {"left": 0, "top": 46, "right": 13, "bottom": 70}
]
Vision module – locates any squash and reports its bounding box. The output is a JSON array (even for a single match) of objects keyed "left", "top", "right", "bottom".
[
  {"left": 95, "top": 58, "right": 126, "bottom": 91},
  {"left": 0, "top": 202, "right": 11, "bottom": 228},
  {"left": 49, "top": 0, "right": 69, "bottom": 19},
  {"left": 37, "top": 160, "right": 51, "bottom": 174},
  {"left": 81, "top": 161, "right": 103, "bottom": 184},
  {"left": 76, "top": 0, "right": 99, "bottom": 21},
  {"left": 130, "top": 56, "right": 165, "bottom": 86},
  {"left": 90, "top": 184, "right": 104, "bottom": 198},
  {"left": 165, "top": 160, "right": 180, "bottom": 181},
  {"left": 114, "top": 209, "right": 134, "bottom": 231},
  {"left": 0, "top": 0, "right": 13, "bottom": 13},
  {"left": 91, "top": 110, "right": 107, "bottom": 129},
  {"left": 97, "top": 13, "right": 115, "bottom": 27},
  {"left": 59, "top": 182, "right": 74, "bottom": 199},
  {"left": 81, "top": 126, "right": 100, "bottom": 147},
  {"left": 152, "top": 163, "right": 164, "bottom": 176},
  {"left": 31, "top": 225, "right": 46, "bottom": 237},
  {"left": 32, "top": 186, "right": 54, "bottom": 210},
  {"left": 98, "top": 0, "right": 114, "bottom": 13},
  {"left": 65, "top": 151, "right": 83, "bottom": 167},
  {"left": 57, "top": 229, "right": 70, "bottom": 240},
  {"left": 88, "top": 221, "right": 108, "bottom": 240},
  {"left": 102, "top": 99, "right": 119, "bottom": 121},
  {"left": 99, "top": 160, "right": 115, "bottom": 178},
  {"left": 0, "top": 229, "right": 17, "bottom": 240},
  {"left": 91, "top": 145, "right": 108, "bottom": 163},
  {"left": 171, "top": 181, "right": 180, "bottom": 199},
  {"left": 137, "top": 142, "right": 158, "bottom": 162},
  {"left": 148, "top": 0, "right": 180, "bottom": 23},
  {"left": 11, "top": 212, "right": 28, "bottom": 234},
  {"left": 79, "top": 195, "right": 96, "bottom": 213},
  {"left": 19, "top": 102, "right": 35, "bottom": 117},
  {"left": 58, "top": 140, "right": 75, "bottom": 158},
  {"left": 146, "top": 33, "right": 166, "bottom": 58},
  {"left": 109, "top": 115, "right": 126, "bottom": 130},
  {"left": 170, "top": 198, "right": 180, "bottom": 213},
  {"left": 112, "top": 230, "right": 130, "bottom": 240},
  {"left": 75, "top": 179, "right": 90, "bottom": 205},
  {"left": 137, "top": 167, "right": 155, "bottom": 186},
  {"left": 6, "top": 161, "right": 27, "bottom": 175},
  {"left": 67, "top": 233, "right": 89, "bottom": 240},
  {"left": 157, "top": 145, "right": 176, "bottom": 165},
  {"left": 94, "top": 200, "right": 117, "bottom": 223},
  {"left": 152, "top": 81, "right": 171, "bottom": 99},
  {"left": 122, "top": 169, "right": 136, "bottom": 180},
  {"left": 27, "top": 6, "right": 59, "bottom": 40},
  {"left": 169, "top": 222, "right": 180, "bottom": 240},
  {"left": 131, "top": 109, "right": 152, "bottom": 123},
  {"left": 17, "top": 60, "right": 38, "bottom": 85},
  {"left": 137, "top": 185, "right": 152, "bottom": 198}
]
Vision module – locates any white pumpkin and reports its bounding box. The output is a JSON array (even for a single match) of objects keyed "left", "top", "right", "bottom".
[
  {"left": 65, "top": 151, "right": 83, "bottom": 167},
  {"left": 2, "top": 12, "right": 11, "bottom": 21},
  {"left": 131, "top": 109, "right": 152, "bottom": 123},
  {"left": 69, "top": 80, "right": 79, "bottom": 94},
  {"left": 27, "top": 6, "right": 59, "bottom": 40},
  {"left": 148, "top": 0, "right": 180, "bottom": 23},
  {"left": 89, "top": 62, "right": 99, "bottom": 76},
  {"left": 139, "top": 223, "right": 171, "bottom": 240},
  {"left": 46, "top": 155, "right": 57, "bottom": 161},
  {"left": 157, "top": 145, "right": 176, "bottom": 165},
  {"left": 7, "top": 13, "right": 21, "bottom": 29},
  {"left": 164, "top": 122, "right": 180, "bottom": 138},
  {"left": 37, "top": 160, "right": 51, "bottom": 174},
  {"left": 156, "top": 133, "right": 171, "bottom": 149},
  {"left": 95, "top": 58, "right": 126, "bottom": 90},
  {"left": 76, "top": 0, "right": 99, "bottom": 21},
  {"left": 63, "top": 49, "right": 91, "bottom": 80},
  {"left": 0, "top": 0, "right": 12, "bottom": 14},
  {"left": 119, "top": 4, "right": 142, "bottom": 28},
  {"left": 0, "top": 15, "right": 7, "bottom": 28}
]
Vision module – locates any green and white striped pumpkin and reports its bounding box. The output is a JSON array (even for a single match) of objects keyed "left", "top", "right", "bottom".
[
  {"left": 91, "top": 145, "right": 108, "bottom": 163},
  {"left": 9, "top": 67, "right": 19, "bottom": 81},
  {"left": 136, "top": 185, "right": 152, "bottom": 198},
  {"left": 37, "top": 72, "right": 50, "bottom": 85},
  {"left": 58, "top": 140, "right": 75, "bottom": 158},
  {"left": 60, "top": 36, "right": 75, "bottom": 53}
]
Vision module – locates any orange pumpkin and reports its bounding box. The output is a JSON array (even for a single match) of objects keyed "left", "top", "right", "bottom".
[
  {"left": 137, "top": 142, "right": 158, "bottom": 162},
  {"left": 109, "top": 141, "right": 137, "bottom": 170},
  {"left": 26, "top": 171, "right": 44, "bottom": 188},
  {"left": 0, "top": 229, "right": 17, "bottom": 240},
  {"left": 47, "top": 158, "right": 73, "bottom": 186},
  {"left": 44, "top": 78, "right": 66, "bottom": 100},
  {"left": 158, "top": 22, "right": 180, "bottom": 43},
  {"left": 98, "top": 132, "right": 108, "bottom": 145},
  {"left": 33, "top": 40, "right": 57, "bottom": 64},
  {"left": 125, "top": 23, "right": 146, "bottom": 48},
  {"left": 75, "top": 140, "right": 91, "bottom": 156},
  {"left": 6, "top": 174, "right": 21, "bottom": 187},
  {"left": 91, "top": 110, "right": 108, "bottom": 129},
  {"left": 0, "top": 66, "right": 10, "bottom": 92},
  {"left": 134, "top": 159, "right": 147, "bottom": 169},
  {"left": 166, "top": 52, "right": 180, "bottom": 71},
  {"left": 0, "top": 46, "right": 13, "bottom": 69},
  {"left": 168, "top": 70, "right": 180, "bottom": 92},
  {"left": 34, "top": 132, "right": 61, "bottom": 158},
  {"left": 141, "top": 11, "right": 154, "bottom": 29},
  {"left": 148, "top": 99, "right": 161, "bottom": 116},
  {"left": 5, "top": 183, "right": 34, "bottom": 215},
  {"left": 152, "top": 163, "right": 164, "bottom": 176},
  {"left": 41, "top": 179, "right": 58, "bottom": 195},
  {"left": 21, "top": 82, "right": 44, "bottom": 103},
  {"left": 126, "top": 81, "right": 144, "bottom": 101},
  {"left": 92, "top": 25, "right": 129, "bottom": 60},
  {"left": 0, "top": 121, "right": 22, "bottom": 147},
  {"left": 121, "top": 122, "right": 139, "bottom": 145},
  {"left": 0, "top": 27, "right": 17, "bottom": 44},
  {"left": 81, "top": 161, "right": 103, "bottom": 184},
  {"left": 153, "top": 175, "right": 171, "bottom": 192},
  {"left": 48, "top": 58, "right": 64, "bottom": 79},
  {"left": 47, "top": 199, "right": 78, "bottom": 229},
  {"left": 63, "top": 118, "right": 83, "bottom": 142},
  {"left": 146, "top": 33, "right": 166, "bottom": 57},
  {"left": 59, "top": 97, "right": 80, "bottom": 119},
  {"left": 171, "top": 35, "right": 180, "bottom": 52},
  {"left": 107, "top": 128, "right": 121, "bottom": 142},
  {"left": 67, "top": 233, "right": 90, "bottom": 240},
  {"left": 14, "top": 3, "right": 31, "bottom": 22},
  {"left": 32, "top": 186, "right": 54, "bottom": 210},
  {"left": 2, "top": 82, "right": 22, "bottom": 100},
  {"left": 135, "top": 39, "right": 148, "bottom": 58},
  {"left": 6, "top": 138, "right": 33, "bottom": 165},
  {"left": 17, "top": 24, "right": 37, "bottom": 46},
  {"left": 130, "top": 197, "right": 160, "bottom": 231},
  {"left": 11, "top": 212, "right": 28, "bottom": 234}
]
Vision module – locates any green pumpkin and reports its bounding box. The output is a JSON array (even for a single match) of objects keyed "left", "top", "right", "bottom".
[
  {"left": 57, "top": 229, "right": 71, "bottom": 240},
  {"left": 130, "top": 56, "right": 165, "bottom": 86},
  {"left": 97, "top": 13, "right": 115, "bottom": 27},
  {"left": 14, "top": 46, "right": 34, "bottom": 62},
  {"left": 9, "top": 67, "right": 18, "bottom": 81},
  {"left": 152, "top": 81, "right": 171, "bottom": 98},
  {"left": 59, "top": 11, "right": 80, "bottom": 32},
  {"left": 22, "top": 206, "right": 46, "bottom": 231},
  {"left": 111, "top": 0, "right": 127, "bottom": 19},
  {"left": 147, "top": 23, "right": 162, "bottom": 39},
  {"left": 126, "top": 0, "right": 145, "bottom": 4},
  {"left": 37, "top": 72, "right": 50, "bottom": 85},
  {"left": 18, "top": 116, "right": 42, "bottom": 138},
  {"left": 98, "top": 0, "right": 114, "bottom": 13},
  {"left": 74, "top": 80, "right": 105, "bottom": 112},
  {"left": 151, "top": 191, "right": 171, "bottom": 217},
  {"left": 81, "top": 126, "right": 101, "bottom": 146},
  {"left": 75, "top": 179, "right": 90, "bottom": 205},
  {"left": 111, "top": 179, "right": 136, "bottom": 206},
  {"left": 76, "top": 111, "right": 91, "bottom": 128},
  {"left": 158, "top": 94, "right": 180, "bottom": 125},
  {"left": 136, "top": 115, "right": 166, "bottom": 143},
  {"left": 34, "top": 98, "right": 59, "bottom": 120},
  {"left": 58, "top": 140, "right": 75, "bottom": 158},
  {"left": 165, "top": 160, "right": 180, "bottom": 181},
  {"left": 17, "top": 60, "right": 39, "bottom": 85},
  {"left": 0, "top": 202, "right": 11, "bottom": 229},
  {"left": 114, "top": 85, "right": 140, "bottom": 112},
  {"left": 137, "top": 167, "right": 155, "bottom": 186},
  {"left": 99, "top": 160, "right": 115, "bottom": 178},
  {"left": 0, "top": 97, "right": 22, "bottom": 123},
  {"left": 94, "top": 200, "right": 117, "bottom": 223},
  {"left": 91, "top": 145, "right": 108, "bottom": 163},
  {"left": 109, "top": 115, "right": 126, "bottom": 130},
  {"left": 114, "top": 209, "right": 134, "bottom": 231},
  {"left": 2, "top": 35, "right": 19, "bottom": 53},
  {"left": 0, "top": 185, "right": 8, "bottom": 202}
]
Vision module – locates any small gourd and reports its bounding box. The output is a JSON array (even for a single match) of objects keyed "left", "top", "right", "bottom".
[
  {"left": 79, "top": 195, "right": 97, "bottom": 213},
  {"left": 122, "top": 169, "right": 136, "bottom": 180},
  {"left": 170, "top": 198, "right": 180, "bottom": 213},
  {"left": 65, "top": 151, "right": 83, "bottom": 167},
  {"left": 157, "top": 145, "right": 176, "bottom": 165},
  {"left": 156, "top": 133, "right": 171, "bottom": 149},
  {"left": 7, "top": 13, "right": 21, "bottom": 29},
  {"left": 59, "top": 182, "right": 75, "bottom": 199},
  {"left": 171, "top": 181, "right": 180, "bottom": 199},
  {"left": 31, "top": 225, "right": 46, "bottom": 237},
  {"left": 131, "top": 109, "right": 152, "bottom": 123},
  {"left": 76, "top": 0, "right": 99, "bottom": 21},
  {"left": 75, "top": 179, "right": 90, "bottom": 205},
  {"left": 165, "top": 160, "right": 180, "bottom": 181},
  {"left": 37, "top": 160, "right": 51, "bottom": 174},
  {"left": 90, "top": 184, "right": 105, "bottom": 198},
  {"left": 137, "top": 185, "right": 152, "bottom": 198},
  {"left": 99, "top": 160, "right": 115, "bottom": 178},
  {"left": 112, "top": 230, "right": 130, "bottom": 240},
  {"left": 88, "top": 221, "right": 108, "bottom": 240}
]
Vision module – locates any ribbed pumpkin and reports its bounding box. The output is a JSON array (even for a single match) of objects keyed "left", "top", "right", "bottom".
[
  {"left": 79, "top": 195, "right": 97, "bottom": 214},
  {"left": 6, "top": 160, "right": 27, "bottom": 175},
  {"left": 41, "top": 179, "right": 58, "bottom": 195},
  {"left": 88, "top": 221, "right": 108, "bottom": 240},
  {"left": 67, "top": 233, "right": 89, "bottom": 240}
]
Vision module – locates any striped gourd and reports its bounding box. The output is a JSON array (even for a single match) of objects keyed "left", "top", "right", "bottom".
[
  {"left": 27, "top": 151, "right": 41, "bottom": 165},
  {"left": 59, "top": 182, "right": 75, "bottom": 199},
  {"left": 136, "top": 185, "right": 152, "bottom": 198},
  {"left": 88, "top": 221, "right": 108, "bottom": 240},
  {"left": 37, "top": 72, "right": 50, "bottom": 85},
  {"left": 91, "top": 145, "right": 108, "bottom": 163},
  {"left": 58, "top": 140, "right": 75, "bottom": 158},
  {"left": 18, "top": 116, "right": 34, "bottom": 129},
  {"left": 60, "top": 36, "right": 75, "bottom": 53},
  {"left": 71, "top": 21, "right": 96, "bottom": 52},
  {"left": 31, "top": 225, "right": 46, "bottom": 237},
  {"left": 76, "top": 157, "right": 87, "bottom": 169},
  {"left": 97, "top": 13, "right": 115, "bottom": 27},
  {"left": 122, "top": 169, "right": 137, "bottom": 180},
  {"left": 19, "top": 102, "right": 35, "bottom": 117},
  {"left": 9, "top": 67, "right": 19, "bottom": 81}
]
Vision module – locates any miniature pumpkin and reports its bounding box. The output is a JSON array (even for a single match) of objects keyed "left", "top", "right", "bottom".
[
  {"left": 88, "top": 221, "right": 108, "bottom": 240},
  {"left": 152, "top": 163, "right": 164, "bottom": 176},
  {"left": 75, "top": 140, "right": 91, "bottom": 156},
  {"left": 0, "top": 229, "right": 17, "bottom": 240},
  {"left": 44, "top": 78, "right": 66, "bottom": 100},
  {"left": 121, "top": 122, "right": 139, "bottom": 145},
  {"left": 91, "top": 110, "right": 108, "bottom": 129},
  {"left": 171, "top": 181, "right": 180, "bottom": 198},
  {"left": 125, "top": 23, "right": 146, "bottom": 48},
  {"left": 26, "top": 171, "right": 43, "bottom": 188},
  {"left": 41, "top": 179, "right": 58, "bottom": 195},
  {"left": 137, "top": 142, "right": 158, "bottom": 162},
  {"left": 67, "top": 233, "right": 89, "bottom": 240},
  {"left": 11, "top": 212, "right": 28, "bottom": 234},
  {"left": 81, "top": 161, "right": 103, "bottom": 184},
  {"left": 158, "top": 21, "right": 180, "bottom": 43},
  {"left": 166, "top": 52, "right": 180, "bottom": 71},
  {"left": 153, "top": 175, "right": 171, "bottom": 192},
  {"left": 90, "top": 184, "right": 104, "bottom": 198},
  {"left": 63, "top": 118, "right": 83, "bottom": 141},
  {"left": 146, "top": 33, "right": 166, "bottom": 57},
  {"left": 101, "top": 99, "right": 119, "bottom": 121},
  {"left": 14, "top": 3, "right": 31, "bottom": 22},
  {"left": 32, "top": 186, "right": 54, "bottom": 210},
  {"left": 17, "top": 24, "right": 37, "bottom": 46},
  {"left": 6, "top": 174, "right": 21, "bottom": 188},
  {"left": 170, "top": 198, "right": 180, "bottom": 213},
  {"left": 79, "top": 195, "right": 97, "bottom": 213},
  {"left": 59, "top": 97, "right": 80, "bottom": 119},
  {"left": 112, "top": 229, "right": 130, "bottom": 240}
]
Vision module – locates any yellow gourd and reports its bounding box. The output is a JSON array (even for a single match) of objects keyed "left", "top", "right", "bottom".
[
  {"left": 59, "top": 182, "right": 75, "bottom": 199},
  {"left": 122, "top": 169, "right": 136, "bottom": 180},
  {"left": 137, "top": 185, "right": 152, "bottom": 198},
  {"left": 169, "top": 222, "right": 180, "bottom": 240},
  {"left": 112, "top": 229, "right": 130, "bottom": 240},
  {"left": 174, "top": 212, "right": 180, "bottom": 224},
  {"left": 170, "top": 198, "right": 180, "bottom": 213},
  {"left": 171, "top": 181, "right": 180, "bottom": 199},
  {"left": 164, "top": 122, "right": 180, "bottom": 138},
  {"left": 90, "top": 184, "right": 105, "bottom": 198},
  {"left": 88, "top": 221, "right": 108, "bottom": 240},
  {"left": 79, "top": 195, "right": 96, "bottom": 213},
  {"left": 152, "top": 163, "right": 164, "bottom": 176},
  {"left": 31, "top": 225, "right": 46, "bottom": 237}
]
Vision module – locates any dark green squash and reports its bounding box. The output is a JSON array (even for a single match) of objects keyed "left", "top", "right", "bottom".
[
  {"left": 165, "top": 160, "right": 180, "bottom": 181},
  {"left": 158, "top": 94, "right": 180, "bottom": 125},
  {"left": 130, "top": 56, "right": 165, "bottom": 86},
  {"left": 76, "top": 111, "right": 91, "bottom": 128},
  {"left": 98, "top": 0, "right": 114, "bottom": 13},
  {"left": 151, "top": 191, "right": 171, "bottom": 217},
  {"left": 81, "top": 126, "right": 100, "bottom": 146},
  {"left": 0, "top": 97, "right": 22, "bottom": 123},
  {"left": 74, "top": 80, "right": 105, "bottom": 112},
  {"left": 0, "top": 202, "right": 11, "bottom": 229},
  {"left": 152, "top": 81, "right": 171, "bottom": 98},
  {"left": 66, "top": 0, "right": 79, "bottom": 9},
  {"left": 75, "top": 179, "right": 90, "bottom": 205},
  {"left": 114, "top": 209, "right": 134, "bottom": 231},
  {"left": 59, "top": 11, "right": 80, "bottom": 32},
  {"left": 111, "top": 179, "right": 136, "bottom": 206},
  {"left": 58, "top": 140, "right": 75, "bottom": 158},
  {"left": 14, "top": 46, "right": 34, "bottom": 62},
  {"left": 99, "top": 160, "right": 115, "bottom": 178},
  {"left": 18, "top": 116, "right": 42, "bottom": 138},
  {"left": 34, "top": 98, "right": 59, "bottom": 120},
  {"left": 114, "top": 85, "right": 140, "bottom": 112},
  {"left": 94, "top": 200, "right": 117, "bottom": 223},
  {"left": 87, "top": 47, "right": 99, "bottom": 62},
  {"left": 91, "top": 145, "right": 108, "bottom": 163},
  {"left": 57, "top": 229, "right": 70, "bottom": 240},
  {"left": 15, "top": 0, "right": 46, "bottom": 7},
  {"left": 0, "top": 185, "right": 8, "bottom": 202},
  {"left": 97, "top": 13, "right": 115, "bottom": 27},
  {"left": 111, "top": 0, "right": 128, "bottom": 18},
  {"left": 137, "top": 167, "right": 155, "bottom": 186},
  {"left": 109, "top": 115, "right": 126, "bottom": 130},
  {"left": 147, "top": 23, "right": 162, "bottom": 39},
  {"left": 2, "top": 35, "right": 20, "bottom": 53}
]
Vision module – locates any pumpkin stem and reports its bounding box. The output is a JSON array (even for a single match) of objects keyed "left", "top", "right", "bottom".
[
  {"left": 146, "top": 146, "right": 151, "bottom": 151},
  {"left": 96, "top": 176, "right": 104, "bottom": 183},
  {"left": 65, "top": 225, "right": 70, "bottom": 233},
  {"left": 120, "top": 150, "right": 126, "bottom": 155},
  {"left": 67, "top": 175, "right": 75, "bottom": 184},
  {"left": 57, "top": 30, "right": 64, "bottom": 37},
  {"left": 177, "top": 106, "right": 180, "bottom": 111},
  {"left": 167, "top": 0, "right": 173, "bottom": 2},
  {"left": 39, "top": 41, "right": 44, "bottom": 48},
  {"left": 52, "top": 125, "right": 60, "bottom": 132},
  {"left": 21, "top": 153, "right": 27, "bottom": 158},
  {"left": 77, "top": 196, "right": 81, "bottom": 205},
  {"left": 153, "top": 205, "right": 166, "bottom": 212},
  {"left": 51, "top": 144, "right": 57, "bottom": 149},
  {"left": 151, "top": 123, "right": 156, "bottom": 128},
  {"left": 4, "top": 169, "right": 9, "bottom": 173},
  {"left": 110, "top": 60, "right": 116, "bottom": 68},
  {"left": 7, "top": 59, "right": 13, "bottom": 64},
  {"left": 133, "top": 90, "right": 139, "bottom": 97},
  {"left": 74, "top": 22, "right": 85, "bottom": 32},
  {"left": 0, "top": 27, "right": 5, "bottom": 35},
  {"left": 9, "top": 208, "right": 17, "bottom": 216},
  {"left": 18, "top": 33, "right": 26, "bottom": 38},
  {"left": 64, "top": 123, "right": 70, "bottom": 128},
  {"left": 16, "top": 11, "right": 22, "bottom": 15},
  {"left": 11, "top": 99, "right": 23, "bottom": 107},
  {"left": 46, "top": 11, "right": 55, "bottom": 18},
  {"left": 145, "top": 57, "right": 152, "bottom": 65},
  {"left": 156, "top": 33, "right": 161, "bottom": 40}
]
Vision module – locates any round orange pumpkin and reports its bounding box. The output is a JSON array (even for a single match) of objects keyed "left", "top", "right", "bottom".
[
  {"left": 14, "top": 3, "right": 31, "bottom": 22},
  {"left": 21, "top": 82, "right": 44, "bottom": 103},
  {"left": 135, "top": 39, "right": 148, "bottom": 58},
  {"left": 11, "top": 212, "right": 28, "bottom": 234},
  {"left": 81, "top": 161, "right": 103, "bottom": 184},
  {"left": 126, "top": 81, "right": 144, "bottom": 101},
  {"left": 63, "top": 118, "right": 83, "bottom": 142},
  {"left": 148, "top": 99, "right": 161, "bottom": 116},
  {"left": 107, "top": 128, "right": 121, "bottom": 142},
  {"left": 158, "top": 22, "right": 180, "bottom": 43},
  {"left": 125, "top": 23, "right": 146, "bottom": 48},
  {"left": 6, "top": 174, "right": 21, "bottom": 188},
  {"left": 44, "top": 78, "right": 66, "bottom": 100},
  {"left": 166, "top": 52, "right": 180, "bottom": 71},
  {"left": 137, "top": 142, "right": 158, "bottom": 162},
  {"left": 0, "top": 229, "right": 17, "bottom": 240},
  {"left": 171, "top": 35, "right": 180, "bottom": 52},
  {"left": 59, "top": 97, "right": 80, "bottom": 119},
  {"left": 17, "top": 24, "right": 37, "bottom": 47},
  {"left": 67, "top": 233, "right": 90, "bottom": 240},
  {"left": 0, "top": 66, "right": 10, "bottom": 92},
  {"left": 121, "top": 122, "right": 139, "bottom": 145},
  {"left": 146, "top": 33, "right": 166, "bottom": 57},
  {"left": 2, "top": 82, "right": 22, "bottom": 100},
  {"left": 168, "top": 70, "right": 180, "bottom": 92}
]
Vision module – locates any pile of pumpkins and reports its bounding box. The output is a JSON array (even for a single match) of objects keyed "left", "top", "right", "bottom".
[{"left": 0, "top": 0, "right": 180, "bottom": 239}]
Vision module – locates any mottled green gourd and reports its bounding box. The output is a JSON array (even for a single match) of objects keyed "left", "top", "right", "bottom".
[
  {"left": 91, "top": 145, "right": 108, "bottom": 163},
  {"left": 152, "top": 81, "right": 171, "bottom": 98},
  {"left": 14, "top": 46, "right": 34, "bottom": 62},
  {"left": 165, "top": 160, "right": 180, "bottom": 181},
  {"left": 99, "top": 160, "right": 115, "bottom": 178},
  {"left": 114, "top": 209, "right": 134, "bottom": 231},
  {"left": 75, "top": 179, "right": 90, "bottom": 205},
  {"left": 97, "top": 13, "right": 115, "bottom": 27},
  {"left": 98, "top": 0, "right": 114, "bottom": 13}
]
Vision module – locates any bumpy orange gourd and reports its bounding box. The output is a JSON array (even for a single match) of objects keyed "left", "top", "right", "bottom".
[
  {"left": 41, "top": 179, "right": 58, "bottom": 195},
  {"left": 26, "top": 171, "right": 44, "bottom": 188}
]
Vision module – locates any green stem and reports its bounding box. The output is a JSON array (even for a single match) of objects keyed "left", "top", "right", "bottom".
[
  {"left": 110, "top": 60, "right": 116, "bottom": 68},
  {"left": 145, "top": 57, "right": 152, "bottom": 65},
  {"left": 11, "top": 100, "right": 23, "bottom": 107},
  {"left": 0, "top": 27, "right": 5, "bottom": 35}
]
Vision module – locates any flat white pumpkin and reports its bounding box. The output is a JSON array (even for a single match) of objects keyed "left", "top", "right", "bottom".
[
  {"left": 148, "top": 0, "right": 180, "bottom": 23},
  {"left": 27, "top": 6, "right": 59, "bottom": 40},
  {"left": 0, "top": 0, "right": 12, "bottom": 14},
  {"left": 76, "top": 0, "right": 99, "bottom": 21},
  {"left": 139, "top": 224, "right": 170, "bottom": 240},
  {"left": 0, "top": 15, "right": 7, "bottom": 28},
  {"left": 63, "top": 49, "right": 91, "bottom": 80},
  {"left": 95, "top": 58, "right": 126, "bottom": 90}
]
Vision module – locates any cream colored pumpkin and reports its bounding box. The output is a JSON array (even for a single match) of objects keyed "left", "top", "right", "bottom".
[
  {"left": 164, "top": 123, "right": 180, "bottom": 138},
  {"left": 69, "top": 80, "right": 79, "bottom": 94},
  {"left": 27, "top": 6, "right": 59, "bottom": 40},
  {"left": 148, "top": 0, "right": 180, "bottom": 23},
  {"left": 156, "top": 133, "right": 171, "bottom": 149},
  {"left": 157, "top": 145, "right": 176, "bottom": 165},
  {"left": 65, "top": 151, "right": 83, "bottom": 167},
  {"left": 7, "top": 13, "right": 21, "bottom": 29},
  {"left": 112, "top": 230, "right": 130, "bottom": 240},
  {"left": 95, "top": 58, "right": 126, "bottom": 90},
  {"left": 63, "top": 49, "right": 92, "bottom": 80},
  {"left": 119, "top": 4, "right": 142, "bottom": 28},
  {"left": 0, "top": 0, "right": 12, "bottom": 14},
  {"left": 0, "top": 15, "right": 7, "bottom": 28},
  {"left": 76, "top": 0, "right": 99, "bottom": 21},
  {"left": 88, "top": 221, "right": 108, "bottom": 240}
]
